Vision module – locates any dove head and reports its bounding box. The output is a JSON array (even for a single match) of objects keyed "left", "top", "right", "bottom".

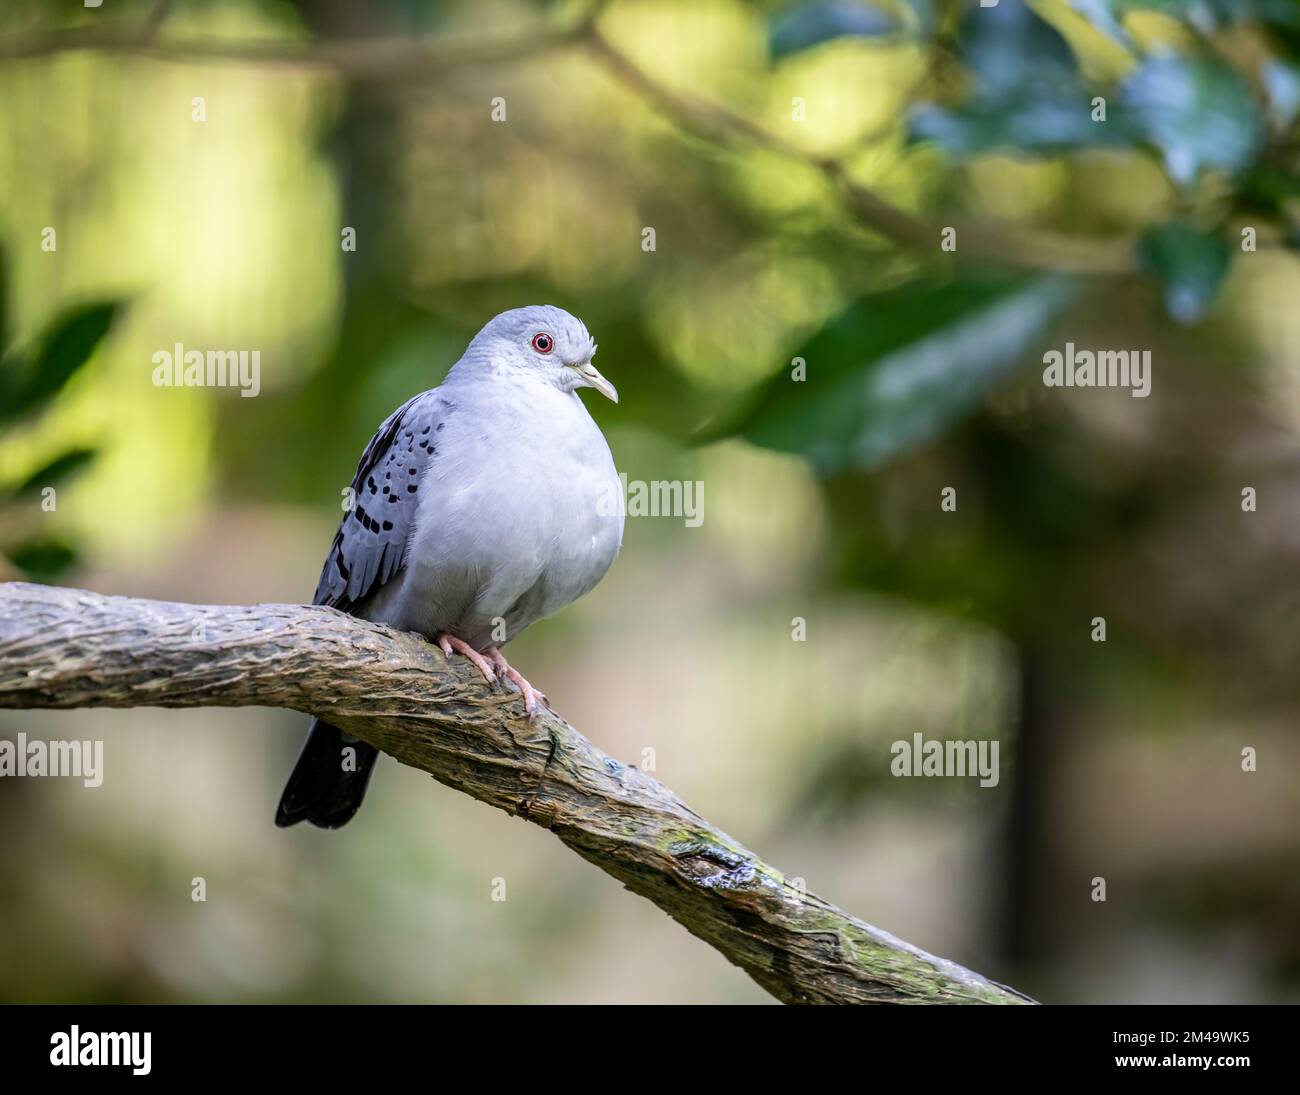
[{"left": 460, "top": 305, "right": 617, "bottom": 403}]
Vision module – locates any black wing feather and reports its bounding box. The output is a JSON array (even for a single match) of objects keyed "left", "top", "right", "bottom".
[{"left": 313, "top": 390, "right": 446, "bottom": 613}]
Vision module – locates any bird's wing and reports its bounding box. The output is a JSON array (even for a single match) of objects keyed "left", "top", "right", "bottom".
[{"left": 313, "top": 390, "right": 446, "bottom": 612}]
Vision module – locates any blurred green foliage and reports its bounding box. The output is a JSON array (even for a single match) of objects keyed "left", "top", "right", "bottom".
[
  {"left": 0, "top": 254, "right": 123, "bottom": 580},
  {"left": 0, "top": 0, "right": 1297, "bottom": 1003},
  {"left": 708, "top": 275, "right": 1076, "bottom": 472}
]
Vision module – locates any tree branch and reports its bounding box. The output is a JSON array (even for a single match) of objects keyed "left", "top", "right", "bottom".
[
  {"left": 0, "top": 582, "right": 1032, "bottom": 1005},
  {"left": 0, "top": 16, "right": 588, "bottom": 80},
  {"left": 580, "top": 26, "right": 1137, "bottom": 275}
]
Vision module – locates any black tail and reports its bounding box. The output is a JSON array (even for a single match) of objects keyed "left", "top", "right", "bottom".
[{"left": 275, "top": 719, "right": 380, "bottom": 829}]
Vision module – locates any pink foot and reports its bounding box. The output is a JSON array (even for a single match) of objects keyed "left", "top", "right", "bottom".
[
  {"left": 436, "top": 632, "right": 496, "bottom": 686},
  {"left": 485, "top": 647, "right": 547, "bottom": 718}
]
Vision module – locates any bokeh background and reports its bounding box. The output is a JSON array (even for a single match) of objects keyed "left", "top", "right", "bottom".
[{"left": 1, "top": 0, "right": 1298, "bottom": 1004}]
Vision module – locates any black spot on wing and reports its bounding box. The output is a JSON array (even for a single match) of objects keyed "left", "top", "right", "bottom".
[{"left": 312, "top": 391, "right": 450, "bottom": 612}]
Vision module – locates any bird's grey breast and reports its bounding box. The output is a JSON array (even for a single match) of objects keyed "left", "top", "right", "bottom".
[{"left": 392, "top": 376, "right": 623, "bottom": 645}]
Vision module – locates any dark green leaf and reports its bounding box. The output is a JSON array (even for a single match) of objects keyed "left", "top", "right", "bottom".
[
  {"left": 1236, "top": 162, "right": 1300, "bottom": 218},
  {"left": 769, "top": 1, "right": 897, "bottom": 59},
  {"left": 706, "top": 276, "right": 1076, "bottom": 475},
  {"left": 1138, "top": 222, "right": 1231, "bottom": 323},
  {"left": 11, "top": 447, "right": 98, "bottom": 495},
  {"left": 959, "top": 0, "right": 1078, "bottom": 96},
  {"left": 1074, "top": 0, "right": 1300, "bottom": 39},
  {"left": 4, "top": 300, "right": 122, "bottom": 420},
  {"left": 909, "top": 0, "right": 1115, "bottom": 159},
  {"left": 0, "top": 353, "right": 19, "bottom": 423},
  {"left": 0, "top": 245, "right": 8, "bottom": 355},
  {"left": 910, "top": 94, "right": 1135, "bottom": 155},
  {"left": 1262, "top": 5, "right": 1300, "bottom": 62},
  {"left": 1121, "top": 56, "right": 1263, "bottom": 186},
  {"left": 4, "top": 538, "right": 79, "bottom": 583}
]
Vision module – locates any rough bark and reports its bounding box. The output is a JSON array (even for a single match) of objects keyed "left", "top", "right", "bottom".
[{"left": 0, "top": 581, "right": 1033, "bottom": 1004}]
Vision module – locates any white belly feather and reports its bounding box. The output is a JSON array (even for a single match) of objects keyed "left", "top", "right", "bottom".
[{"left": 365, "top": 375, "right": 623, "bottom": 647}]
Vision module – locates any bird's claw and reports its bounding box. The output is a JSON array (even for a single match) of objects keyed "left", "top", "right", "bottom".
[
  {"left": 434, "top": 636, "right": 548, "bottom": 718},
  {"left": 485, "top": 647, "right": 548, "bottom": 719},
  {"left": 435, "top": 632, "right": 497, "bottom": 687}
]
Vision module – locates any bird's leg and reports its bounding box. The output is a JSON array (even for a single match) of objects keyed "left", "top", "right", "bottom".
[
  {"left": 484, "top": 647, "right": 547, "bottom": 718},
  {"left": 435, "top": 632, "right": 497, "bottom": 686}
]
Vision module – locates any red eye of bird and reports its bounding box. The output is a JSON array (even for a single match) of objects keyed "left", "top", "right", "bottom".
[{"left": 531, "top": 332, "right": 554, "bottom": 354}]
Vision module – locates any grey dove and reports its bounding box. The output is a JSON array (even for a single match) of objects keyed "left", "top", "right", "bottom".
[{"left": 276, "top": 305, "right": 623, "bottom": 829}]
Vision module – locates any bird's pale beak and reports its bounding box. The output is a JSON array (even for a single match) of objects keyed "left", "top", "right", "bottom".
[{"left": 570, "top": 362, "right": 618, "bottom": 403}]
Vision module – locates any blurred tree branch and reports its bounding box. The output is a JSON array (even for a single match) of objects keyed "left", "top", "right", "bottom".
[
  {"left": 0, "top": 4, "right": 1137, "bottom": 275},
  {"left": 0, "top": 581, "right": 1032, "bottom": 1005},
  {"left": 581, "top": 26, "right": 1137, "bottom": 275},
  {"left": 0, "top": 12, "right": 590, "bottom": 79}
]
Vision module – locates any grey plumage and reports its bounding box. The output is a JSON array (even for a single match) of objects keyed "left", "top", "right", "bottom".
[
  {"left": 312, "top": 391, "right": 449, "bottom": 613},
  {"left": 277, "top": 305, "right": 624, "bottom": 829}
]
